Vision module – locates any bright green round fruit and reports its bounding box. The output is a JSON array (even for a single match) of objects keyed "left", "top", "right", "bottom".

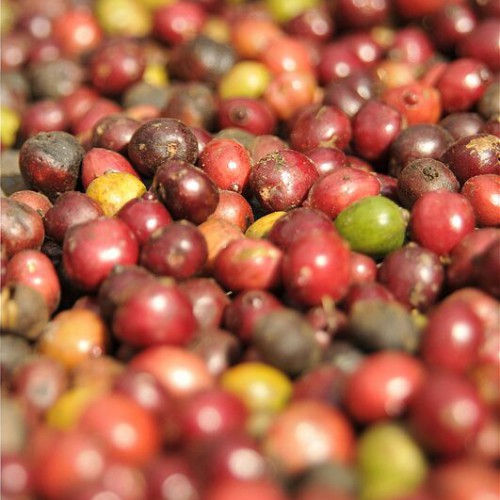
[{"left": 335, "top": 196, "right": 408, "bottom": 257}]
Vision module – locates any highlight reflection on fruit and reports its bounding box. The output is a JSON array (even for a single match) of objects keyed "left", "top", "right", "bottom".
[{"left": 1, "top": 1, "right": 499, "bottom": 499}]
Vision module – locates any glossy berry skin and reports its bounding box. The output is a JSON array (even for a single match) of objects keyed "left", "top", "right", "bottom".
[
  {"left": 91, "top": 114, "right": 140, "bottom": 155},
  {"left": 1, "top": 197, "right": 45, "bottom": 259},
  {"left": 81, "top": 147, "right": 139, "bottom": 191},
  {"left": 352, "top": 100, "right": 404, "bottom": 162},
  {"left": 140, "top": 221, "right": 207, "bottom": 280},
  {"left": 129, "top": 346, "right": 215, "bottom": 399},
  {"left": 78, "top": 392, "right": 160, "bottom": 467},
  {"left": 427, "top": 459, "right": 500, "bottom": 500},
  {"left": 20, "top": 100, "right": 68, "bottom": 138},
  {"left": 264, "top": 71, "right": 318, "bottom": 121},
  {"left": 289, "top": 104, "right": 353, "bottom": 152},
  {"left": 409, "top": 191, "right": 475, "bottom": 256},
  {"left": 381, "top": 83, "right": 441, "bottom": 125},
  {"left": 335, "top": 196, "right": 408, "bottom": 258},
  {"left": 461, "top": 174, "right": 500, "bottom": 227},
  {"left": 32, "top": 429, "right": 107, "bottom": 500},
  {"left": 128, "top": 118, "right": 199, "bottom": 178},
  {"left": 97, "top": 265, "right": 156, "bottom": 321},
  {"left": 179, "top": 277, "right": 230, "bottom": 330},
  {"left": 152, "top": 159, "right": 219, "bottom": 224},
  {"left": 458, "top": 19, "right": 500, "bottom": 72},
  {"left": 305, "top": 146, "right": 348, "bottom": 177},
  {"left": 209, "top": 190, "right": 255, "bottom": 232},
  {"left": 440, "top": 133, "right": 500, "bottom": 185},
  {"left": 117, "top": 191, "right": 173, "bottom": 247},
  {"left": 44, "top": 191, "right": 104, "bottom": 244},
  {"left": 446, "top": 228, "right": 500, "bottom": 290},
  {"left": 344, "top": 351, "right": 426, "bottom": 424},
  {"left": 217, "top": 98, "right": 277, "bottom": 136},
  {"left": 388, "top": 123, "right": 454, "bottom": 178},
  {"left": 396, "top": 158, "right": 460, "bottom": 209},
  {"left": 113, "top": 280, "right": 197, "bottom": 348},
  {"left": 19, "top": 131, "right": 85, "bottom": 201},
  {"left": 317, "top": 42, "right": 365, "bottom": 84},
  {"left": 439, "top": 112, "right": 485, "bottom": 141},
  {"left": 198, "top": 138, "right": 253, "bottom": 193},
  {"left": 305, "top": 167, "right": 381, "bottom": 219},
  {"left": 179, "top": 388, "right": 248, "bottom": 443},
  {"left": 223, "top": 290, "right": 284, "bottom": 343},
  {"left": 435, "top": 58, "right": 492, "bottom": 113},
  {"left": 214, "top": 238, "right": 283, "bottom": 292},
  {"left": 89, "top": 39, "right": 146, "bottom": 96},
  {"left": 62, "top": 217, "right": 139, "bottom": 292},
  {"left": 263, "top": 400, "right": 355, "bottom": 474},
  {"left": 249, "top": 150, "right": 319, "bottom": 212},
  {"left": 429, "top": 3, "right": 477, "bottom": 54},
  {"left": 5, "top": 249, "right": 60, "bottom": 313},
  {"left": 282, "top": 228, "right": 351, "bottom": 307},
  {"left": 377, "top": 243, "right": 444, "bottom": 311},
  {"left": 420, "top": 299, "right": 483, "bottom": 374},
  {"left": 267, "top": 207, "right": 334, "bottom": 251},
  {"left": 52, "top": 9, "right": 103, "bottom": 58},
  {"left": 145, "top": 454, "right": 201, "bottom": 500},
  {"left": 152, "top": 1, "right": 206, "bottom": 45},
  {"left": 409, "top": 371, "right": 487, "bottom": 456}
]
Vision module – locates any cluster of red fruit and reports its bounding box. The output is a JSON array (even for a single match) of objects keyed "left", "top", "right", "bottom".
[{"left": 1, "top": 0, "right": 499, "bottom": 499}]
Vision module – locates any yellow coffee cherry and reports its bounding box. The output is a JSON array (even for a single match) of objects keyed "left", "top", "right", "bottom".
[
  {"left": 202, "top": 16, "right": 231, "bottom": 44},
  {"left": 143, "top": 63, "right": 169, "bottom": 87},
  {"left": 86, "top": 171, "right": 146, "bottom": 216},
  {"left": 264, "top": 0, "right": 320, "bottom": 23},
  {"left": 245, "top": 211, "right": 286, "bottom": 239},
  {"left": 218, "top": 61, "right": 272, "bottom": 99},
  {"left": 95, "top": 0, "right": 152, "bottom": 37},
  {"left": 45, "top": 385, "right": 105, "bottom": 430},
  {"left": 1, "top": 106, "right": 20, "bottom": 148},
  {"left": 220, "top": 362, "right": 292, "bottom": 414},
  {"left": 136, "top": 0, "right": 175, "bottom": 10}
]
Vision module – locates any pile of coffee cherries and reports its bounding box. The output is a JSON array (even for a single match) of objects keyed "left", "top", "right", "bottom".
[{"left": 1, "top": 0, "right": 499, "bottom": 498}]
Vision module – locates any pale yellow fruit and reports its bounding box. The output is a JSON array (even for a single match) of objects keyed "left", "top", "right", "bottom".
[
  {"left": 86, "top": 171, "right": 146, "bottom": 216},
  {"left": 245, "top": 211, "right": 286, "bottom": 239}
]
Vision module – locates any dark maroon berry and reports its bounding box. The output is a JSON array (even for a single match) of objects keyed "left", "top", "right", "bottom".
[
  {"left": 440, "top": 133, "right": 500, "bottom": 185},
  {"left": 1, "top": 197, "right": 45, "bottom": 259},
  {"left": 91, "top": 114, "right": 141, "bottom": 155},
  {"left": 377, "top": 243, "right": 445, "bottom": 311},
  {"left": 140, "top": 221, "right": 208, "bottom": 280},
  {"left": 19, "top": 131, "right": 84, "bottom": 201},
  {"left": 167, "top": 35, "right": 236, "bottom": 85},
  {"left": 179, "top": 277, "right": 230, "bottom": 330},
  {"left": 44, "top": 191, "right": 104, "bottom": 244},
  {"left": 117, "top": 191, "right": 173, "bottom": 247},
  {"left": 396, "top": 158, "right": 460, "bottom": 208},
  {"left": 128, "top": 118, "right": 199, "bottom": 178},
  {"left": 388, "top": 124, "right": 455, "bottom": 178},
  {"left": 163, "top": 82, "right": 217, "bottom": 131},
  {"left": 439, "top": 112, "right": 485, "bottom": 140},
  {"left": 152, "top": 159, "right": 219, "bottom": 224},
  {"left": 409, "top": 371, "right": 487, "bottom": 455}
]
